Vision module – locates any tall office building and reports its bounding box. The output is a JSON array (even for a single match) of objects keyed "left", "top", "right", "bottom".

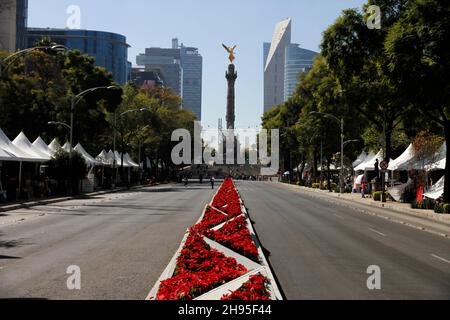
[
  {"left": 284, "top": 44, "right": 318, "bottom": 101},
  {"left": 136, "top": 47, "right": 183, "bottom": 96},
  {"left": 263, "top": 18, "right": 291, "bottom": 113},
  {"left": 263, "top": 42, "right": 271, "bottom": 69},
  {"left": 136, "top": 39, "right": 203, "bottom": 120},
  {"left": 180, "top": 44, "right": 202, "bottom": 120},
  {"left": 0, "top": 0, "right": 28, "bottom": 52},
  {"left": 26, "top": 28, "right": 130, "bottom": 84}
]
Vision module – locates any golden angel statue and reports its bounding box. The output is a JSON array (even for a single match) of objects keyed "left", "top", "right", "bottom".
[{"left": 222, "top": 44, "right": 237, "bottom": 64}]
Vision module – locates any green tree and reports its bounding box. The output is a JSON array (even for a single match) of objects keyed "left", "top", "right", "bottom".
[
  {"left": 321, "top": 0, "right": 411, "bottom": 161},
  {"left": 0, "top": 45, "right": 122, "bottom": 154},
  {"left": 112, "top": 84, "right": 196, "bottom": 182},
  {"left": 48, "top": 149, "right": 87, "bottom": 195},
  {"left": 385, "top": 0, "right": 450, "bottom": 202}
]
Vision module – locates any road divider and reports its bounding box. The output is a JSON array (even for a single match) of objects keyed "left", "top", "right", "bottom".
[{"left": 146, "top": 178, "right": 282, "bottom": 301}]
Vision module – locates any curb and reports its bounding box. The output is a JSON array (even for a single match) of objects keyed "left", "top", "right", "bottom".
[
  {"left": 279, "top": 183, "right": 450, "bottom": 226},
  {"left": 279, "top": 183, "right": 450, "bottom": 239}
]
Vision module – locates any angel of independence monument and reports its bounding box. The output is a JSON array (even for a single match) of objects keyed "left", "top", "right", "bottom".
[
  {"left": 219, "top": 44, "right": 240, "bottom": 172},
  {"left": 224, "top": 45, "right": 237, "bottom": 131},
  {"left": 182, "top": 45, "right": 260, "bottom": 179}
]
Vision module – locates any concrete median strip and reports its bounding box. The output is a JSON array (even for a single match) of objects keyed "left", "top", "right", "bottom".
[{"left": 146, "top": 179, "right": 283, "bottom": 301}]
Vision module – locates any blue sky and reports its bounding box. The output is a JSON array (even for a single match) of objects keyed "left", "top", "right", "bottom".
[{"left": 28, "top": 0, "right": 366, "bottom": 129}]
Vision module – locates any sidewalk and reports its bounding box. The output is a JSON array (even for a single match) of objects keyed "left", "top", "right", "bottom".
[
  {"left": 278, "top": 182, "right": 450, "bottom": 227},
  {"left": 0, "top": 184, "right": 153, "bottom": 213}
]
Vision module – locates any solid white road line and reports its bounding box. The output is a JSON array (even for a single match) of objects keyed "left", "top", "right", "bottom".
[
  {"left": 431, "top": 254, "right": 450, "bottom": 264},
  {"left": 368, "top": 227, "right": 387, "bottom": 237}
]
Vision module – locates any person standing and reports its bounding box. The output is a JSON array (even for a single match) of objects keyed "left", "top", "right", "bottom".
[
  {"left": 374, "top": 159, "right": 380, "bottom": 180},
  {"left": 210, "top": 176, "right": 215, "bottom": 189},
  {"left": 361, "top": 180, "right": 367, "bottom": 198}
]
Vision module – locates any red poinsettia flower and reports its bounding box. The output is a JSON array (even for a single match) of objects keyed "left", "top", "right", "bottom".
[
  {"left": 155, "top": 178, "right": 266, "bottom": 301},
  {"left": 221, "top": 274, "right": 271, "bottom": 300}
]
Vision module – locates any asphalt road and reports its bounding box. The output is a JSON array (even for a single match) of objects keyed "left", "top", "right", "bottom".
[
  {"left": 0, "top": 184, "right": 214, "bottom": 299},
  {"left": 237, "top": 181, "right": 450, "bottom": 300}
]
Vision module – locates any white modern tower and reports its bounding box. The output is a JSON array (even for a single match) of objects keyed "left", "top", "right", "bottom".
[{"left": 263, "top": 18, "right": 292, "bottom": 113}]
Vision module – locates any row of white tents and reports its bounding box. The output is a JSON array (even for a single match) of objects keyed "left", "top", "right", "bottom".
[
  {"left": 352, "top": 142, "right": 446, "bottom": 172},
  {"left": 352, "top": 142, "right": 446, "bottom": 200},
  {"left": 0, "top": 128, "right": 140, "bottom": 168}
]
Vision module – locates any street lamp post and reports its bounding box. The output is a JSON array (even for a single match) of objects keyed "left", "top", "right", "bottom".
[
  {"left": 70, "top": 86, "right": 120, "bottom": 153},
  {"left": 48, "top": 121, "right": 71, "bottom": 133},
  {"left": 137, "top": 124, "right": 150, "bottom": 184},
  {"left": 310, "top": 111, "right": 345, "bottom": 194},
  {"left": 60, "top": 86, "right": 119, "bottom": 193},
  {"left": 113, "top": 108, "right": 149, "bottom": 187},
  {"left": 0, "top": 45, "right": 67, "bottom": 77}
]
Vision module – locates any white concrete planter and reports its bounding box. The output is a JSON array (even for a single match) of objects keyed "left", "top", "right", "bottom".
[{"left": 146, "top": 182, "right": 282, "bottom": 300}]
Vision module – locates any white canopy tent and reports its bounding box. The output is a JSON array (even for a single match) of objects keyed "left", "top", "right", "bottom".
[
  {"left": 62, "top": 142, "right": 73, "bottom": 153},
  {"left": 33, "top": 137, "right": 53, "bottom": 158},
  {"left": 74, "top": 143, "right": 101, "bottom": 167},
  {"left": 113, "top": 150, "right": 133, "bottom": 168},
  {"left": 354, "top": 150, "right": 383, "bottom": 171},
  {"left": 140, "top": 156, "right": 151, "bottom": 169},
  {"left": 96, "top": 150, "right": 112, "bottom": 166},
  {"left": 48, "top": 139, "right": 62, "bottom": 155},
  {"left": 388, "top": 144, "right": 416, "bottom": 171},
  {"left": 0, "top": 128, "right": 38, "bottom": 162},
  {"left": 12, "top": 132, "right": 50, "bottom": 162},
  {"left": 389, "top": 142, "right": 446, "bottom": 171},
  {"left": 124, "top": 153, "right": 139, "bottom": 168},
  {"left": 423, "top": 175, "right": 445, "bottom": 200},
  {"left": 352, "top": 151, "right": 368, "bottom": 169},
  {"left": 425, "top": 142, "right": 446, "bottom": 171},
  {"left": 388, "top": 178, "right": 414, "bottom": 201},
  {"left": 0, "top": 147, "right": 15, "bottom": 161},
  {"left": 355, "top": 174, "right": 364, "bottom": 185},
  {"left": 107, "top": 150, "right": 116, "bottom": 166},
  {"left": 0, "top": 128, "right": 17, "bottom": 161},
  {"left": 427, "top": 158, "right": 445, "bottom": 171}
]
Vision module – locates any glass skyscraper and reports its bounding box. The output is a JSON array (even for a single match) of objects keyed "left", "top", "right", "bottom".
[
  {"left": 284, "top": 44, "right": 318, "bottom": 101},
  {"left": 180, "top": 45, "right": 202, "bottom": 120},
  {"left": 264, "top": 19, "right": 318, "bottom": 112},
  {"left": 26, "top": 28, "right": 130, "bottom": 85},
  {"left": 136, "top": 47, "right": 183, "bottom": 96},
  {"left": 15, "top": 0, "right": 28, "bottom": 50},
  {"left": 136, "top": 39, "right": 203, "bottom": 120},
  {"left": 263, "top": 18, "right": 291, "bottom": 113}
]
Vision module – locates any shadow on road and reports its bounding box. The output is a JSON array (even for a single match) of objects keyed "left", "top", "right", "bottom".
[
  {"left": 0, "top": 238, "right": 32, "bottom": 249},
  {"left": 0, "top": 255, "right": 22, "bottom": 260}
]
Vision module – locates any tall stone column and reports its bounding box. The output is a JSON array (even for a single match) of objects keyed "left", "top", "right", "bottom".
[{"left": 226, "top": 64, "right": 237, "bottom": 130}]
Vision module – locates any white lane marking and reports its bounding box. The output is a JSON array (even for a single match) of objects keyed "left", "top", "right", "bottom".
[
  {"left": 334, "top": 214, "right": 344, "bottom": 219},
  {"left": 368, "top": 228, "right": 387, "bottom": 237},
  {"left": 431, "top": 254, "right": 450, "bottom": 264}
]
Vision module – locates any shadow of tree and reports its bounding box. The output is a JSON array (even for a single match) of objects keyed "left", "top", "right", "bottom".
[{"left": 0, "top": 232, "right": 32, "bottom": 249}]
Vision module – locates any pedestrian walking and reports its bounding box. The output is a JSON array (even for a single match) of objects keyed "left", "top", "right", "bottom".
[
  {"left": 361, "top": 181, "right": 367, "bottom": 198},
  {"left": 210, "top": 176, "right": 215, "bottom": 189}
]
